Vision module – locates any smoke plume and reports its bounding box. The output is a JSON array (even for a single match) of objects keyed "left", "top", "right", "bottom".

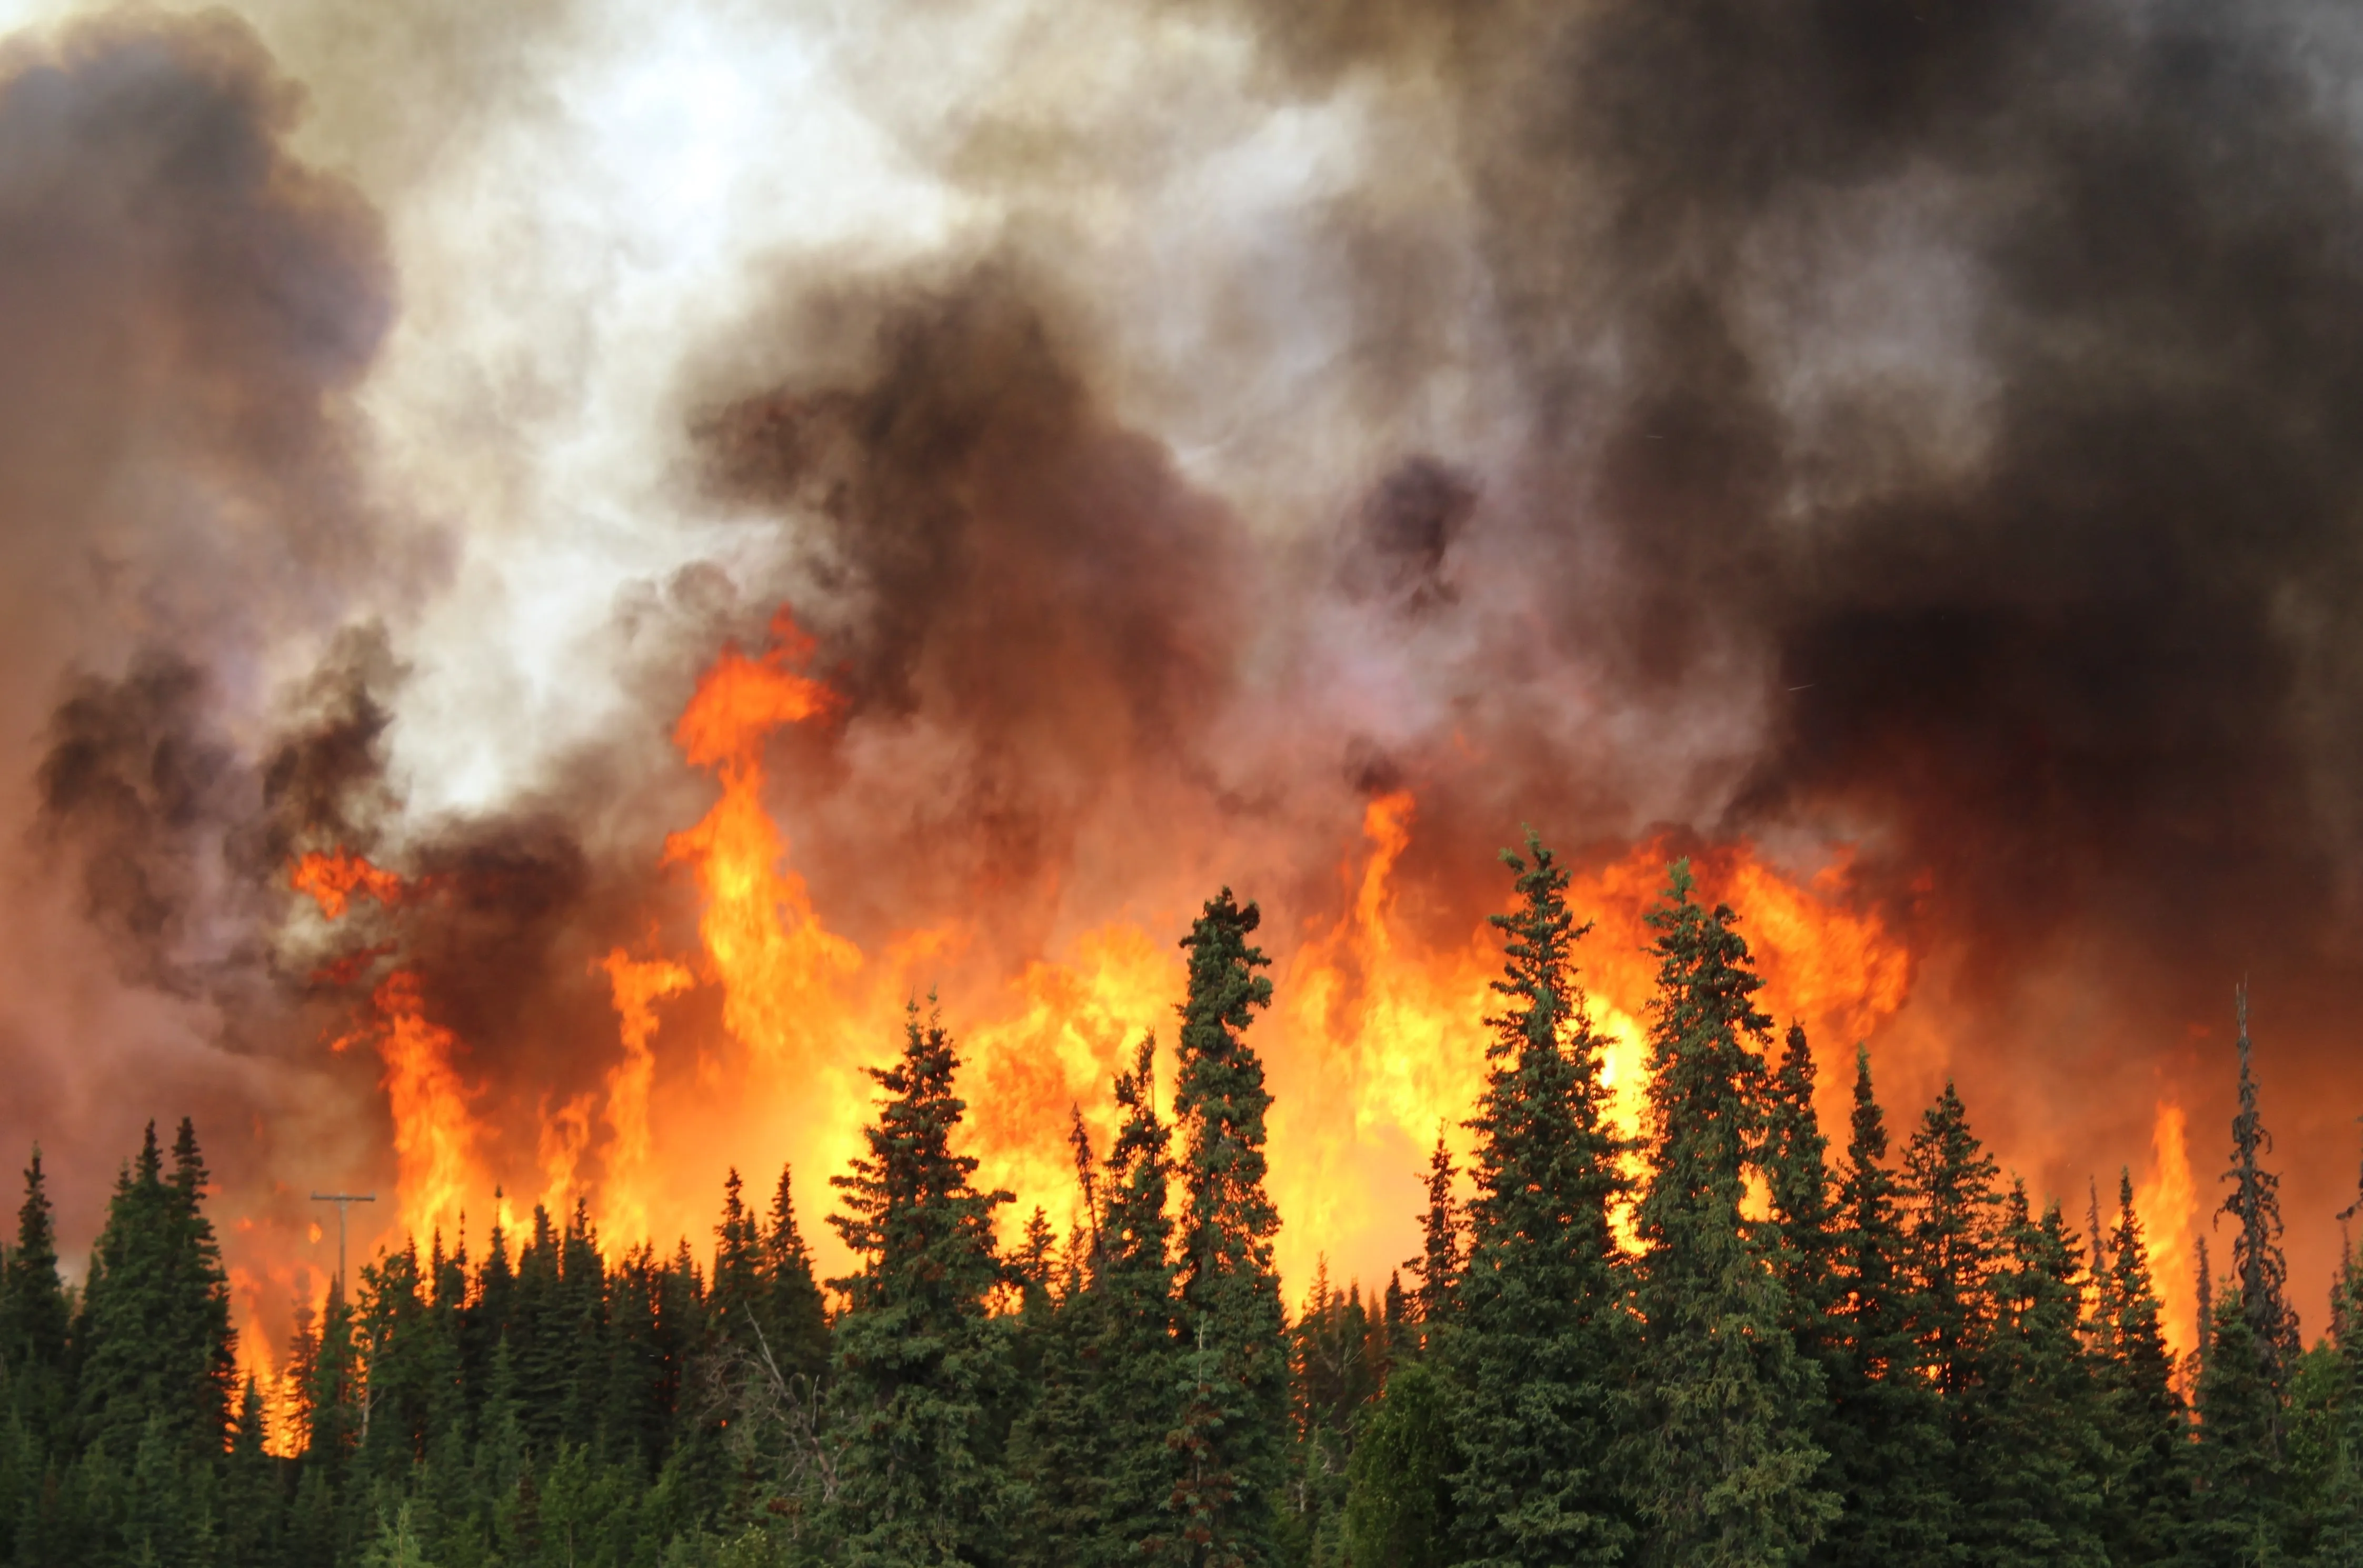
[{"left": 0, "top": 0, "right": 2360, "bottom": 1353}]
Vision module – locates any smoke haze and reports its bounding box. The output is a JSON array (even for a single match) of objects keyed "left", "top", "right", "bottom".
[{"left": 0, "top": 0, "right": 2360, "bottom": 1350}]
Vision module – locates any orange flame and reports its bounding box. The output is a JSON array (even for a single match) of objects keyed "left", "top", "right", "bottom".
[
  {"left": 538, "top": 1092, "right": 595, "bottom": 1217},
  {"left": 290, "top": 849, "right": 407, "bottom": 920},
  {"left": 2136, "top": 1099, "right": 2197, "bottom": 1360},
  {"left": 299, "top": 850, "right": 490, "bottom": 1245},
  {"left": 662, "top": 614, "right": 861, "bottom": 1063},
  {"left": 231, "top": 1259, "right": 328, "bottom": 1457},
  {"left": 266, "top": 612, "right": 1935, "bottom": 1332},
  {"left": 598, "top": 950, "right": 694, "bottom": 1246},
  {"left": 335, "top": 970, "right": 486, "bottom": 1241},
  {"left": 1277, "top": 792, "right": 1495, "bottom": 1264},
  {"left": 1258, "top": 805, "right": 1917, "bottom": 1285},
  {"left": 962, "top": 922, "right": 1186, "bottom": 1229}
]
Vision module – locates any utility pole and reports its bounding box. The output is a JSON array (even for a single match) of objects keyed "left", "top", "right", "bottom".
[{"left": 310, "top": 1192, "right": 376, "bottom": 1294}]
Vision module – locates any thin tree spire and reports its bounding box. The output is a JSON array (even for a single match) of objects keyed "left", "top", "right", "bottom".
[{"left": 2220, "top": 982, "right": 2298, "bottom": 1387}]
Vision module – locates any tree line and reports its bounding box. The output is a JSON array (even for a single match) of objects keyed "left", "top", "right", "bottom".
[{"left": 0, "top": 845, "right": 2356, "bottom": 1565}]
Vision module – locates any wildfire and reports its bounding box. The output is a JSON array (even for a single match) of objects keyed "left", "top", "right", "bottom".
[
  {"left": 336, "top": 970, "right": 486, "bottom": 1242},
  {"left": 597, "top": 949, "right": 694, "bottom": 1246},
  {"left": 962, "top": 922, "right": 1187, "bottom": 1226},
  {"left": 230, "top": 1259, "right": 328, "bottom": 1458},
  {"left": 290, "top": 848, "right": 409, "bottom": 920},
  {"left": 2136, "top": 1100, "right": 2198, "bottom": 1359},
  {"left": 294, "top": 847, "right": 491, "bottom": 1244},
  {"left": 272, "top": 609, "right": 1934, "bottom": 1319},
  {"left": 661, "top": 613, "right": 861, "bottom": 1065}
]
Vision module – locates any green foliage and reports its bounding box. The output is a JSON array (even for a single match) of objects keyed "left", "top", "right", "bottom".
[
  {"left": 2093, "top": 1172, "right": 2189, "bottom": 1563},
  {"left": 761, "top": 1167, "right": 830, "bottom": 1387},
  {"left": 1340, "top": 1359, "right": 1454, "bottom": 1568},
  {"left": 2192, "top": 1288, "right": 2294, "bottom": 1566},
  {"left": 2, "top": 864, "right": 2357, "bottom": 1567},
  {"left": 1405, "top": 1133, "right": 1462, "bottom": 1345},
  {"left": 1958, "top": 1186, "right": 2107, "bottom": 1566},
  {"left": 75, "top": 1121, "right": 238, "bottom": 1464},
  {"left": 1820, "top": 1045, "right": 1953, "bottom": 1566},
  {"left": 2309, "top": 1261, "right": 2363, "bottom": 1566},
  {"left": 1449, "top": 830, "right": 1632, "bottom": 1567},
  {"left": 825, "top": 1001, "right": 1016, "bottom": 1565},
  {"left": 1011, "top": 1033, "right": 1191, "bottom": 1567},
  {"left": 1630, "top": 860, "right": 1836, "bottom": 1566},
  {"left": 1283, "top": 1264, "right": 1386, "bottom": 1556},
  {"left": 1171, "top": 888, "right": 1289, "bottom": 1566}
]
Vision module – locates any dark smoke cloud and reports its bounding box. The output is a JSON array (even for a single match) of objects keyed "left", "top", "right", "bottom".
[
  {"left": 0, "top": 9, "right": 416, "bottom": 679},
  {"left": 12, "top": 0, "right": 2361, "bottom": 1332},
  {"left": 1231, "top": 0, "right": 2363, "bottom": 973},
  {"left": 1339, "top": 456, "right": 1475, "bottom": 608},
  {"left": 34, "top": 654, "right": 244, "bottom": 994},
  {"left": 1142, "top": 0, "right": 2363, "bottom": 1284},
  {"left": 672, "top": 0, "right": 2363, "bottom": 1311},
  {"left": 694, "top": 264, "right": 1260, "bottom": 946},
  {"left": 0, "top": 8, "right": 432, "bottom": 1253}
]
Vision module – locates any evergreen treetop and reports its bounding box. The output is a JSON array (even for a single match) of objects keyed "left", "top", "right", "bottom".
[
  {"left": 1903, "top": 1081, "right": 2003, "bottom": 1406},
  {"left": 1632, "top": 858, "right": 1836, "bottom": 1566},
  {"left": 0, "top": 1146, "right": 68, "bottom": 1376},
  {"left": 2095, "top": 1171, "right": 2188, "bottom": 1563},
  {"left": 1170, "top": 887, "right": 1289, "bottom": 1566},
  {"left": 1450, "top": 831, "right": 1633, "bottom": 1568},
  {"left": 826, "top": 1000, "right": 1016, "bottom": 1565},
  {"left": 1407, "top": 1131, "right": 1462, "bottom": 1339},
  {"left": 2223, "top": 983, "right": 2300, "bottom": 1392},
  {"left": 1174, "top": 887, "right": 1280, "bottom": 1304},
  {"left": 1820, "top": 1045, "right": 1955, "bottom": 1567}
]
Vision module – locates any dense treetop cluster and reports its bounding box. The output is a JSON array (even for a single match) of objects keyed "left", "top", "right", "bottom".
[{"left": 0, "top": 846, "right": 2355, "bottom": 1566}]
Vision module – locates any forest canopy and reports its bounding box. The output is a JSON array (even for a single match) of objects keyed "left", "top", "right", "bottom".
[{"left": 0, "top": 844, "right": 2350, "bottom": 1568}]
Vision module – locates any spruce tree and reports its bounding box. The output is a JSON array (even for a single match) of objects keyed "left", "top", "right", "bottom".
[
  {"left": 1406, "top": 1133, "right": 1463, "bottom": 1349},
  {"left": 1284, "top": 1265, "right": 1379, "bottom": 1559},
  {"left": 2313, "top": 1256, "right": 2363, "bottom": 1567},
  {"left": 2095, "top": 1171, "right": 2189, "bottom": 1563},
  {"left": 509, "top": 1202, "right": 568, "bottom": 1453},
  {"left": 1764, "top": 1024, "right": 1839, "bottom": 1347},
  {"left": 1902, "top": 1082, "right": 2003, "bottom": 1416},
  {"left": 1450, "top": 831, "right": 1631, "bottom": 1567},
  {"left": 75, "top": 1121, "right": 237, "bottom": 1462},
  {"left": 827, "top": 1000, "right": 1016, "bottom": 1565},
  {"left": 2192, "top": 1286, "right": 2293, "bottom": 1565},
  {"left": 0, "top": 1147, "right": 68, "bottom": 1376},
  {"left": 163, "top": 1120, "right": 238, "bottom": 1452},
  {"left": 0, "top": 1147, "right": 72, "bottom": 1446},
  {"left": 1341, "top": 1357, "right": 1455, "bottom": 1568},
  {"left": 222, "top": 1375, "right": 283, "bottom": 1567},
  {"left": 2223, "top": 985, "right": 2300, "bottom": 1396},
  {"left": 1630, "top": 859, "right": 1835, "bottom": 1564},
  {"left": 1008, "top": 1121, "right": 1108, "bottom": 1568},
  {"left": 712, "top": 1168, "right": 763, "bottom": 1350},
  {"left": 1169, "top": 888, "right": 1289, "bottom": 1566},
  {"left": 2197, "top": 1234, "right": 2215, "bottom": 1394},
  {"left": 1091, "top": 1034, "right": 1187, "bottom": 1563},
  {"left": 763, "top": 1164, "right": 830, "bottom": 1386},
  {"left": 306, "top": 1276, "right": 363, "bottom": 1469},
  {"left": 1820, "top": 1046, "right": 1952, "bottom": 1567},
  {"left": 1960, "top": 1184, "right": 2107, "bottom": 1567},
  {"left": 556, "top": 1200, "right": 609, "bottom": 1453}
]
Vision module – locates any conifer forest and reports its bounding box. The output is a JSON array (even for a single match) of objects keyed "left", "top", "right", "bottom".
[
  {"left": 13, "top": 0, "right": 2363, "bottom": 1563},
  {"left": 3, "top": 844, "right": 2357, "bottom": 1567}
]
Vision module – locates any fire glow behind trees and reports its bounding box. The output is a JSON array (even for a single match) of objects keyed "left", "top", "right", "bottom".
[{"left": 0, "top": 0, "right": 2361, "bottom": 1552}]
